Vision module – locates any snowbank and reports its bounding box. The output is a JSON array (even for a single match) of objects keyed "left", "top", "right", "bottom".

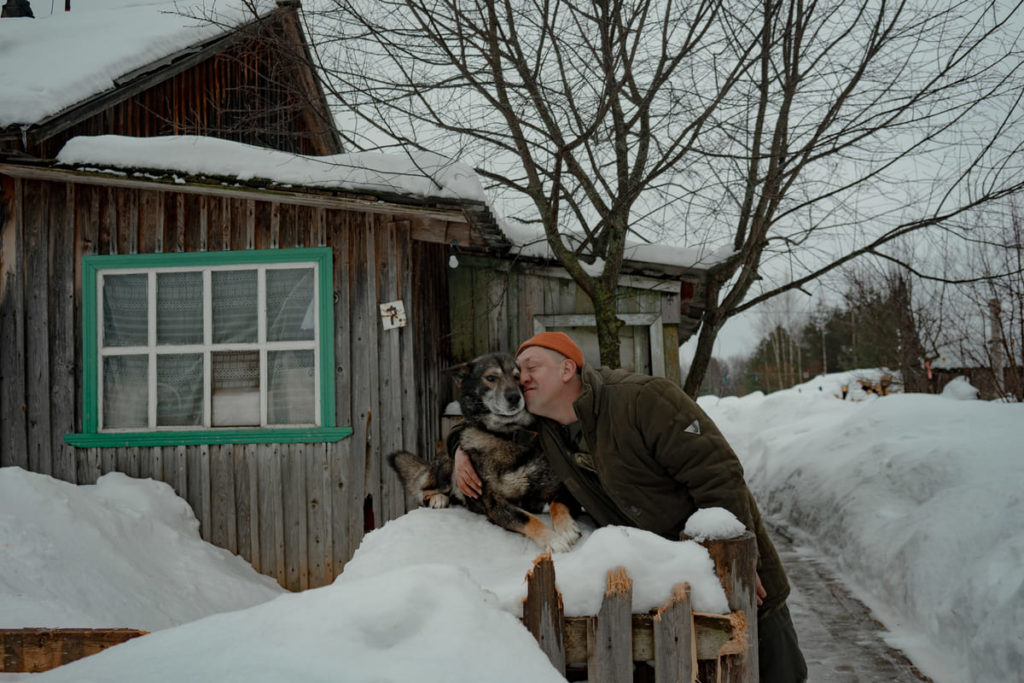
[
  {"left": 701, "top": 374, "right": 1024, "bottom": 683},
  {"left": 18, "top": 564, "right": 566, "bottom": 683},
  {"left": 3, "top": 368, "right": 1021, "bottom": 682},
  {"left": 0, "top": 468, "right": 282, "bottom": 631},
  {"left": 341, "top": 507, "right": 729, "bottom": 616}
]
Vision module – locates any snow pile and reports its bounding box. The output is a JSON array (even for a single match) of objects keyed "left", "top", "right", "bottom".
[
  {"left": 700, "top": 374, "right": 1024, "bottom": 683},
  {"left": 0, "top": 0, "right": 273, "bottom": 127},
  {"left": 941, "top": 375, "right": 980, "bottom": 400},
  {"left": 683, "top": 507, "right": 746, "bottom": 542},
  {"left": 57, "top": 135, "right": 487, "bottom": 202},
  {"left": 20, "top": 564, "right": 566, "bottom": 683},
  {"left": 341, "top": 507, "right": 729, "bottom": 616},
  {"left": 0, "top": 468, "right": 282, "bottom": 631}
]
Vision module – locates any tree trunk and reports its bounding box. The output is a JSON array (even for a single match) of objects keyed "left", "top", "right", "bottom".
[
  {"left": 593, "top": 286, "right": 623, "bottom": 369},
  {"left": 684, "top": 318, "right": 721, "bottom": 397}
]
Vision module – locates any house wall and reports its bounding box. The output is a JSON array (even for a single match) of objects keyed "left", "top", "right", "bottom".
[
  {"left": 448, "top": 254, "right": 682, "bottom": 385},
  {"left": 0, "top": 174, "right": 450, "bottom": 590}
]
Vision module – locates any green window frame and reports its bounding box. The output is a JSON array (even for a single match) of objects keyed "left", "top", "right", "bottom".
[{"left": 65, "top": 247, "right": 351, "bottom": 447}]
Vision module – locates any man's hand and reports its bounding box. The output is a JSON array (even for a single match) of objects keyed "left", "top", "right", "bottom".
[
  {"left": 454, "top": 446, "right": 482, "bottom": 498},
  {"left": 756, "top": 573, "right": 767, "bottom": 607}
]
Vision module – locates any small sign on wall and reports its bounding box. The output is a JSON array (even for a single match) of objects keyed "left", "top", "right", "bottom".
[{"left": 379, "top": 300, "right": 407, "bottom": 329}]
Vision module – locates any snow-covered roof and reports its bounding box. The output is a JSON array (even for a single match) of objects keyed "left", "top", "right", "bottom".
[
  {"left": 498, "top": 217, "right": 736, "bottom": 275},
  {"left": 56, "top": 134, "right": 488, "bottom": 202},
  {"left": 0, "top": 0, "right": 275, "bottom": 128}
]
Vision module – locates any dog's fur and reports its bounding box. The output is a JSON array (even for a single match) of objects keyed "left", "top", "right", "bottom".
[{"left": 388, "top": 352, "right": 580, "bottom": 552}]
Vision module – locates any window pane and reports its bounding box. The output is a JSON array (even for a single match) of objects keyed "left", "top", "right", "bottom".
[
  {"left": 157, "top": 272, "right": 203, "bottom": 345},
  {"left": 267, "top": 268, "right": 315, "bottom": 342},
  {"left": 103, "top": 273, "right": 148, "bottom": 347},
  {"left": 157, "top": 353, "right": 203, "bottom": 426},
  {"left": 103, "top": 354, "right": 148, "bottom": 428},
  {"left": 212, "top": 350, "right": 260, "bottom": 426},
  {"left": 268, "top": 350, "right": 315, "bottom": 424},
  {"left": 212, "top": 270, "right": 257, "bottom": 343}
]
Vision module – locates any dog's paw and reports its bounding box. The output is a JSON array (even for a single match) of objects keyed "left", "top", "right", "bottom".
[
  {"left": 544, "top": 523, "right": 581, "bottom": 553},
  {"left": 424, "top": 491, "right": 450, "bottom": 509},
  {"left": 559, "top": 518, "right": 582, "bottom": 545}
]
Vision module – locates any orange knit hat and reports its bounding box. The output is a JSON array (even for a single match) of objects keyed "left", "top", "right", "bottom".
[{"left": 516, "top": 332, "right": 584, "bottom": 368}]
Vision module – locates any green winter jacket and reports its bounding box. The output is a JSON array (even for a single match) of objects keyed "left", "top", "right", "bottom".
[{"left": 538, "top": 365, "right": 790, "bottom": 616}]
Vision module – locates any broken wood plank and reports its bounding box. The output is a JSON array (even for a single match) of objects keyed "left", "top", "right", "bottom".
[
  {"left": 586, "top": 567, "right": 633, "bottom": 683},
  {"left": 522, "top": 553, "right": 566, "bottom": 675},
  {"left": 653, "top": 583, "right": 697, "bottom": 683}
]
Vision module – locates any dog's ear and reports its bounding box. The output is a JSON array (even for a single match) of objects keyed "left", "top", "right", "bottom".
[{"left": 442, "top": 362, "right": 471, "bottom": 378}]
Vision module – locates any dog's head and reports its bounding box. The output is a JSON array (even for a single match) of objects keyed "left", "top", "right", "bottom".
[{"left": 450, "top": 352, "right": 534, "bottom": 431}]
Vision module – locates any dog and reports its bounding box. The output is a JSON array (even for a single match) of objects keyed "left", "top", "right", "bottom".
[{"left": 388, "top": 352, "right": 581, "bottom": 552}]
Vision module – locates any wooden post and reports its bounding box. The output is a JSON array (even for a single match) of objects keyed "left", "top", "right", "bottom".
[
  {"left": 653, "top": 582, "right": 697, "bottom": 683},
  {"left": 587, "top": 567, "right": 634, "bottom": 683},
  {"left": 698, "top": 531, "right": 758, "bottom": 682},
  {"left": 522, "top": 553, "right": 566, "bottom": 675}
]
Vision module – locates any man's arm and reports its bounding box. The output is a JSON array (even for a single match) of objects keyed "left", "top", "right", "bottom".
[{"left": 637, "top": 381, "right": 755, "bottom": 529}]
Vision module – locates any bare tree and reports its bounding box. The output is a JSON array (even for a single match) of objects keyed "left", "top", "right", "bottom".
[
  {"left": 677, "top": 0, "right": 1024, "bottom": 394},
  {"left": 307, "top": 0, "right": 765, "bottom": 365},
  {"left": 300, "top": 0, "right": 1024, "bottom": 391}
]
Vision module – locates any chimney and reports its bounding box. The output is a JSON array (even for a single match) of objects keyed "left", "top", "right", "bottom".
[{"left": 1, "top": 0, "right": 34, "bottom": 17}]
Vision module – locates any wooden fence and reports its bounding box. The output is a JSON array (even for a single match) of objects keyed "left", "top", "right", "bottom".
[
  {"left": 522, "top": 532, "right": 758, "bottom": 683},
  {"left": 0, "top": 629, "right": 147, "bottom": 673}
]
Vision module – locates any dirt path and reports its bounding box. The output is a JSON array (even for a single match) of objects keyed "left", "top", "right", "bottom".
[{"left": 771, "top": 525, "right": 933, "bottom": 682}]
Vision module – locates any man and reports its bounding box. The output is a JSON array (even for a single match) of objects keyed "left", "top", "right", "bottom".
[{"left": 456, "top": 331, "right": 807, "bottom": 682}]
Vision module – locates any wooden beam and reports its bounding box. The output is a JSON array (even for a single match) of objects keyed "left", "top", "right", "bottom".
[{"left": 0, "top": 163, "right": 473, "bottom": 226}]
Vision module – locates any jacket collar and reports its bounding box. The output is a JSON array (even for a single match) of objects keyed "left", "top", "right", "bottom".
[{"left": 573, "top": 365, "right": 606, "bottom": 426}]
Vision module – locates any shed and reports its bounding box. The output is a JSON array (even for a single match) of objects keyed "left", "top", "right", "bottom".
[{"left": 0, "top": 0, "right": 717, "bottom": 591}]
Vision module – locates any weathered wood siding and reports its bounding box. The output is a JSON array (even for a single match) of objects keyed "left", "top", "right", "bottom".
[
  {"left": 449, "top": 254, "right": 681, "bottom": 384},
  {"left": 0, "top": 174, "right": 449, "bottom": 590}
]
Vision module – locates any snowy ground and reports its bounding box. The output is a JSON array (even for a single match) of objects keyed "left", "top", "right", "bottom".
[{"left": 2, "top": 370, "right": 1021, "bottom": 682}]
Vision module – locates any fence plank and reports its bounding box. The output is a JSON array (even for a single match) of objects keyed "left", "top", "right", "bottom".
[
  {"left": 522, "top": 553, "right": 566, "bottom": 675},
  {"left": 654, "top": 583, "right": 697, "bottom": 683},
  {"left": 699, "top": 532, "right": 758, "bottom": 682},
  {"left": 586, "top": 567, "right": 633, "bottom": 683}
]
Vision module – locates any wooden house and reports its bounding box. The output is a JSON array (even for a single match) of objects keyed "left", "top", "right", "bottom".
[
  {"left": 447, "top": 250, "right": 710, "bottom": 386},
  {"left": 0, "top": 0, "right": 712, "bottom": 591}
]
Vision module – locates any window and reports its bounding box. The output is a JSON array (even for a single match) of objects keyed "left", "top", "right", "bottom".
[{"left": 67, "top": 248, "right": 350, "bottom": 447}]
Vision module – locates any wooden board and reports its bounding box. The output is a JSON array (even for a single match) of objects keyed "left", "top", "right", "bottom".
[{"left": 0, "top": 628, "right": 147, "bottom": 673}]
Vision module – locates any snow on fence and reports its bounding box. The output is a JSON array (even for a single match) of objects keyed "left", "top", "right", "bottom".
[{"left": 522, "top": 531, "right": 758, "bottom": 683}]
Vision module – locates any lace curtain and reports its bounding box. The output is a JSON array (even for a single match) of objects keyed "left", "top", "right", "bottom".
[{"left": 101, "top": 265, "right": 317, "bottom": 428}]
